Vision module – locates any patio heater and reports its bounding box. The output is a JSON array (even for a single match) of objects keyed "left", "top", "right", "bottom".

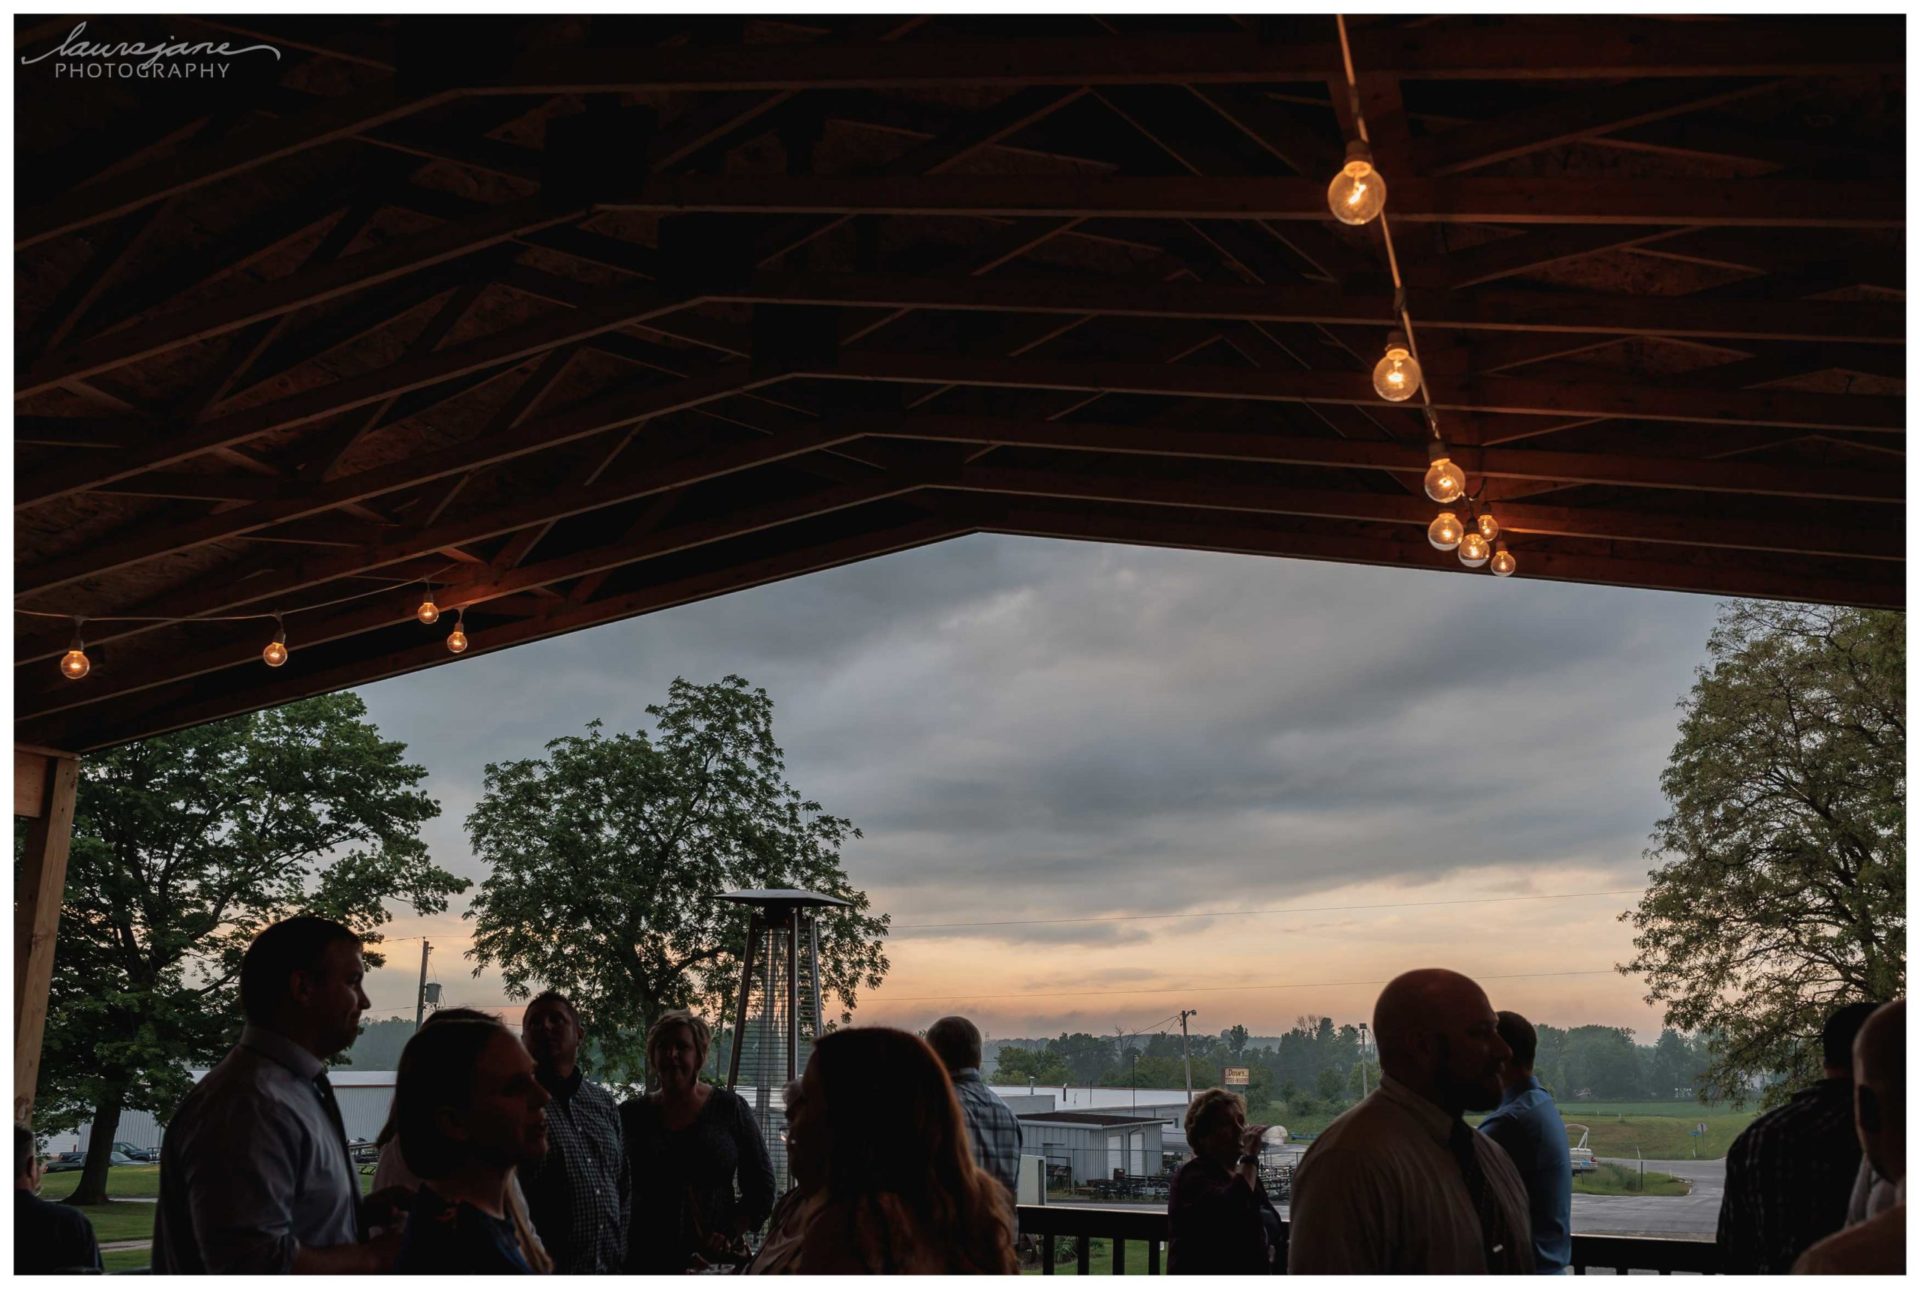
[{"left": 718, "top": 888, "right": 848, "bottom": 1193}]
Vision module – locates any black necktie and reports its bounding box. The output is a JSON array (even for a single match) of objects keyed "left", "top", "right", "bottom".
[
  {"left": 1448, "top": 1118, "right": 1512, "bottom": 1271},
  {"left": 312, "top": 1073, "right": 364, "bottom": 1239}
]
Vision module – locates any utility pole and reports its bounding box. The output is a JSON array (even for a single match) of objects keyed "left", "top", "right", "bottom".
[
  {"left": 1357, "top": 1021, "right": 1371, "bottom": 1099},
  {"left": 414, "top": 941, "right": 431, "bottom": 1030},
  {"left": 1178, "top": 1009, "right": 1198, "bottom": 1099}
]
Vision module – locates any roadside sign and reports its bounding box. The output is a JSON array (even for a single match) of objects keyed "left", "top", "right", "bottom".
[
  {"left": 1223, "top": 1067, "right": 1251, "bottom": 1086},
  {"left": 1694, "top": 1122, "right": 1708, "bottom": 1135}
]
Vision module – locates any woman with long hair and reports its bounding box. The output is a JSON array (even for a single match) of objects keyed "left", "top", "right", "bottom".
[{"left": 786, "top": 1027, "right": 1016, "bottom": 1274}]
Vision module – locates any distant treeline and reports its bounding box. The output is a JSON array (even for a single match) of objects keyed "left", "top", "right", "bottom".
[{"left": 985, "top": 1017, "right": 1723, "bottom": 1107}]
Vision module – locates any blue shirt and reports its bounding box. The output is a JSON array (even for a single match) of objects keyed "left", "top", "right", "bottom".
[
  {"left": 397, "top": 1185, "right": 532, "bottom": 1274},
  {"left": 1477, "top": 1075, "right": 1572, "bottom": 1274}
]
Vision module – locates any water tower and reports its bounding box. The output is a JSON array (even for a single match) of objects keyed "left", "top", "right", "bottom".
[{"left": 717, "top": 889, "right": 849, "bottom": 1191}]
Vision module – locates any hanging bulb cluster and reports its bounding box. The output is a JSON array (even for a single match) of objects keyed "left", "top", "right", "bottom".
[
  {"left": 1424, "top": 487, "right": 1519, "bottom": 578},
  {"left": 46, "top": 578, "right": 478, "bottom": 681}
]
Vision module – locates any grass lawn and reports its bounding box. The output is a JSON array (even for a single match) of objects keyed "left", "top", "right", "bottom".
[
  {"left": 1022, "top": 1237, "right": 1165, "bottom": 1275},
  {"left": 43, "top": 1164, "right": 378, "bottom": 1267},
  {"left": 1573, "top": 1161, "right": 1692, "bottom": 1197},
  {"left": 1554, "top": 1102, "right": 1755, "bottom": 1161}
]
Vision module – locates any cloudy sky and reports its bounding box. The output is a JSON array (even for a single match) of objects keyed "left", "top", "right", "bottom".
[{"left": 351, "top": 534, "right": 1724, "bottom": 1047}]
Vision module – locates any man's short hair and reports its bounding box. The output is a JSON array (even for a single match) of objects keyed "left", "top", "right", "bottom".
[
  {"left": 15, "top": 1125, "right": 35, "bottom": 1179},
  {"left": 524, "top": 990, "right": 580, "bottom": 1027},
  {"left": 1183, "top": 1087, "right": 1246, "bottom": 1152},
  {"left": 239, "top": 916, "right": 360, "bottom": 1024},
  {"left": 925, "top": 1016, "right": 983, "bottom": 1072},
  {"left": 1823, "top": 1001, "right": 1882, "bottom": 1072},
  {"left": 1496, "top": 1010, "right": 1538, "bottom": 1070}
]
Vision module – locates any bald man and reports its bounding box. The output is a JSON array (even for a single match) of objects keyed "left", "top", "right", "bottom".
[
  {"left": 1794, "top": 1000, "right": 1905, "bottom": 1274},
  {"left": 1288, "top": 969, "right": 1533, "bottom": 1274}
]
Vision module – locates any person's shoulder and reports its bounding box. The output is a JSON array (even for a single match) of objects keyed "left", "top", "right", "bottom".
[
  {"left": 577, "top": 1075, "right": 622, "bottom": 1110},
  {"left": 1792, "top": 1204, "right": 1907, "bottom": 1274}
]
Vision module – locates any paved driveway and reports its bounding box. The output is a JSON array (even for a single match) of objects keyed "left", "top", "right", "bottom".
[{"left": 1572, "top": 1157, "right": 1724, "bottom": 1239}]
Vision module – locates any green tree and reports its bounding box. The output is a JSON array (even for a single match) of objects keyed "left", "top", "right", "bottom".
[
  {"left": 1622, "top": 601, "right": 1905, "bottom": 1104},
  {"left": 32, "top": 694, "right": 462, "bottom": 1205},
  {"left": 1224, "top": 1024, "right": 1250, "bottom": 1059},
  {"left": 464, "top": 676, "right": 889, "bottom": 1087},
  {"left": 995, "top": 1045, "right": 1071, "bottom": 1086}
]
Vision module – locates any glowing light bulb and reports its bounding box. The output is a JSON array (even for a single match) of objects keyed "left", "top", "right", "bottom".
[
  {"left": 263, "top": 622, "right": 288, "bottom": 668},
  {"left": 417, "top": 592, "right": 440, "bottom": 625},
  {"left": 1458, "top": 531, "right": 1491, "bottom": 568},
  {"left": 60, "top": 620, "right": 90, "bottom": 680},
  {"left": 1491, "top": 542, "right": 1517, "bottom": 577},
  {"left": 1477, "top": 512, "right": 1500, "bottom": 542},
  {"left": 1372, "top": 333, "right": 1421, "bottom": 403},
  {"left": 1427, "top": 511, "right": 1464, "bottom": 552},
  {"left": 1327, "top": 142, "right": 1385, "bottom": 226},
  {"left": 447, "top": 613, "right": 468, "bottom": 654},
  {"left": 1423, "top": 440, "right": 1466, "bottom": 504}
]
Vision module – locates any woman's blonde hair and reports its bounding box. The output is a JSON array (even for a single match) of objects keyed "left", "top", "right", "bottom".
[
  {"left": 1184, "top": 1087, "right": 1247, "bottom": 1152},
  {"left": 646, "top": 1009, "right": 712, "bottom": 1066}
]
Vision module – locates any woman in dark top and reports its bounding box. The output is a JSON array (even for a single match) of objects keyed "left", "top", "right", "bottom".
[
  {"left": 621, "top": 1009, "right": 775, "bottom": 1272},
  {"left": 1168, "top": 1088, "right": 1286, "bottom": 1275},
  {"left": 391, "top": 1016, "right": 554, "bottom": 1275}
]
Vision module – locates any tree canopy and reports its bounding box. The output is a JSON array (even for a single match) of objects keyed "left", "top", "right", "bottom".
[
  {"left": 32, "top": 693, "right": 464, "bottom": 1202},
  {"left": 1622, "top": 600, "right": 1905, "bottom": 1104},
  {"left": 464, "top": 676, "right": 890, "bottom": 1086}
]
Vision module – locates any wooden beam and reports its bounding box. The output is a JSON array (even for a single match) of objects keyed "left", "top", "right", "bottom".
[
  {"left": 14, "top": 751, "right": 79, "bottom": 1124},
  {"left": 876, "top": 415, "right": 1903, "bottom": 502},
  {"left": 22, "top": 198, "right": 582, "bottom": 395},
  {"left": 17, "top": 86, "right": 456, "bottom": 248},
  {"left": 600, "top": 175, "right": 1903, "bottom": 227},
  {"left": 1420, "top": 78, "right": 1785, "bottom": 176},
  {"left": 724, "top": 271, "right": 1906, "bottom": 344},
  {"left": 20, "top": 518, "right": 967, "bottom": 753},
  {"left": 1413, "top": 227, "right": 1689, "bottom": 289},
  {"left": 487, "top": 22, "right": 1900, "bottom": 94},
  {"left": 938, "top": 464, "right": 1900, "bottom": 559},
  {"left": 17, "top": 365, "right": 780, "bottom": 598},
  {"left": 17, "top": 286, "right": 704, "bottom": 509},
  {"left": 804, "top": 353, "right": 1902, "bottom": 433},
  {"left": 975, "top": 500, "right": 1903, "bottom": 609}
]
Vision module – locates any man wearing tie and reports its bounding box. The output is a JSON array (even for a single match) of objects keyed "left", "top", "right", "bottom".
[{"left": 154, "top": 916, "right": 406, "bottom": 1273}]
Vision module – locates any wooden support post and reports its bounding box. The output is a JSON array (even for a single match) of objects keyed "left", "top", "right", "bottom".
[{"left": 14, "top": 749, "right": 80, "bottom": 1125}]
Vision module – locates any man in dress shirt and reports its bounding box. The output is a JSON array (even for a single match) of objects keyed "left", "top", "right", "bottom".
[
  {"left": 16, "top": 1124, "right": 102, "bottom": 1273},
  {"left": 926, "top": 1016, "right": 1023, "bottom": 1196},
  {"left": 518, "top": 991, "right": 629, "bottom": 1272},
  {"left": 153, "top": 916, "right": 405, "bottom": 1273},
  {"left": 1289, "top": 968, "right": 1534, "bottom": 1274},
  {"left": 1477, "top": 1010, "right": 1573, "bottom": 1274}
]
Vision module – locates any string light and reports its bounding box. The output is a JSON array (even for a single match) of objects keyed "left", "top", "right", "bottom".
[
  {"left": 1423, "top": 441, "right": 1466, "bottom": 504},
  {"left": 446, "top": 609, "right": 468, "bottom": 654},
  {"left": 262, "top": 616, "right": 289, "bottom": 668},
  {"left": 1427, "top": 511, "right": 1464, "bottom": 552},
  {"left": 1457, "top": 531, "right": 1492, "bottom": 569},
  {"left": 1327, "top": 140, "right": 1385, "bottom": 225},
  {"left": 1477, "top": 512, "right": 1500, "bottom": 542},
  {"left": 60, "top": 619, "right": 90, "bottom": 681},
  {"left": 417, "top": 585, "right": 440, "bottom": 625},
  {"left": 1491, "top": 542, "right": 1518, "bottom": 578},
  {"left": 1372, "top": 332, "right": 1421, "bottom": 402}
]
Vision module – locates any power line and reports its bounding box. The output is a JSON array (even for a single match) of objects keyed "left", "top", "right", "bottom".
[
  {"left": 890, "top": 888, "right": 1646, "bottom": 933},
  {"left": 872, "top": 968, "right": 1623, "bottom": 1005}
]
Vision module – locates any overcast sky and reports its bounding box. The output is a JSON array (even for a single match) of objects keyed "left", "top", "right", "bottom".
[{"left": 352, "top": 534, "right": 1724, "bottom": 1047}]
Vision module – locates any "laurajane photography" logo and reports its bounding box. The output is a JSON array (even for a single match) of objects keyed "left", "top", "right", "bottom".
[{"left": 21, "top": 21, "right": 281, "bottom": 79}]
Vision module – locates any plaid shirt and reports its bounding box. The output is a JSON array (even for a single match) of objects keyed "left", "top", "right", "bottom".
[
  {"left": 949, "top": 1068, "right": 1023, "bottom": 1194},
  {"left": 520, "top": 1067, "right": 630, "bottom": 1274},
  {"left": 1716, "top": 1078, "right": 1861, "bottom": 1273}
]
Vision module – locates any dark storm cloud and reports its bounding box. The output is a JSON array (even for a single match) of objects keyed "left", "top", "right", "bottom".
[{"left": 353, "top": 535, "right": 1721, "bottom": 947}]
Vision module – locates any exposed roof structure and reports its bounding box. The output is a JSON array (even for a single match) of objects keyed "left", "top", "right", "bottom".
[{"left": 14, "top": 14, "right": 1906, "bottom": 753}]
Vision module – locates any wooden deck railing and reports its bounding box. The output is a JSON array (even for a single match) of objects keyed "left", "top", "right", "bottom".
[{"left": 1016, "top": 1204, "right": 1722, "bottom": 1275}]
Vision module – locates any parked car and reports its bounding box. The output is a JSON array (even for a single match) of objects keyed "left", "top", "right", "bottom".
[
  {"left": 112, "top": 1141, "right": 156, "bottom": 1163},
  {"left": 44, "top": 1150, "right": 136, "bottom": 1172}
]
